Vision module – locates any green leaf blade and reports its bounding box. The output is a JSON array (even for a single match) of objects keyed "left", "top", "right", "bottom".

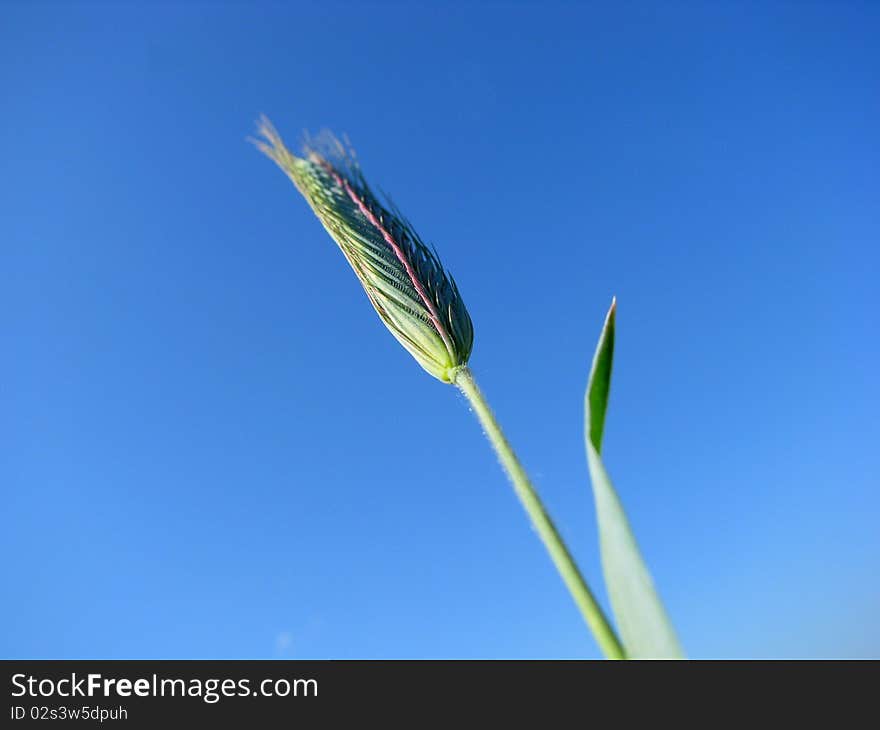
[
  {"left": 585, "top": 298, "right": 684, "bottom": 659},
  {"left": 587, "top": 298, "right": 616, "bottom": 452}
]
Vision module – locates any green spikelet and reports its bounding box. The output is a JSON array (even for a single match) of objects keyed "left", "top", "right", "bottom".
[{"left": 253, "top": 117, "right": 473, "bottom": 383}]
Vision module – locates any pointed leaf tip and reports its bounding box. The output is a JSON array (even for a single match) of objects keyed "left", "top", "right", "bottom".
[{"left": 586, "top": 297, "right": 616, "bottom": 453}]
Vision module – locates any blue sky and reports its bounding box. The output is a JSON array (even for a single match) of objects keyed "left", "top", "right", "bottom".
[{"left": 2, "top": 1, "right": 877, "bottom": 659}]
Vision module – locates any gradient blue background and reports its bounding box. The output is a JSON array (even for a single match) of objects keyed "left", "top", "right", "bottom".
[{"left": 2, "top": 1, "right": 878, "bottom": 659}]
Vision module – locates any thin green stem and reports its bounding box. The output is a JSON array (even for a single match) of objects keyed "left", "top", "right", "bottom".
[{"left": 452, "top": 365, "right": 626, "bottom": 660}]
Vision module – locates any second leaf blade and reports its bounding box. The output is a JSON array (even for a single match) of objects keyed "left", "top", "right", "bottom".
[{"left": 585, "top": 299, "right": 683, "bottom": 659}]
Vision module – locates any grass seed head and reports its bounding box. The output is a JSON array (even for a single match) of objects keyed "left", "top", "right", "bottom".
[{"left": 254, "top": 117, "right": 473, "bottom": 383}]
